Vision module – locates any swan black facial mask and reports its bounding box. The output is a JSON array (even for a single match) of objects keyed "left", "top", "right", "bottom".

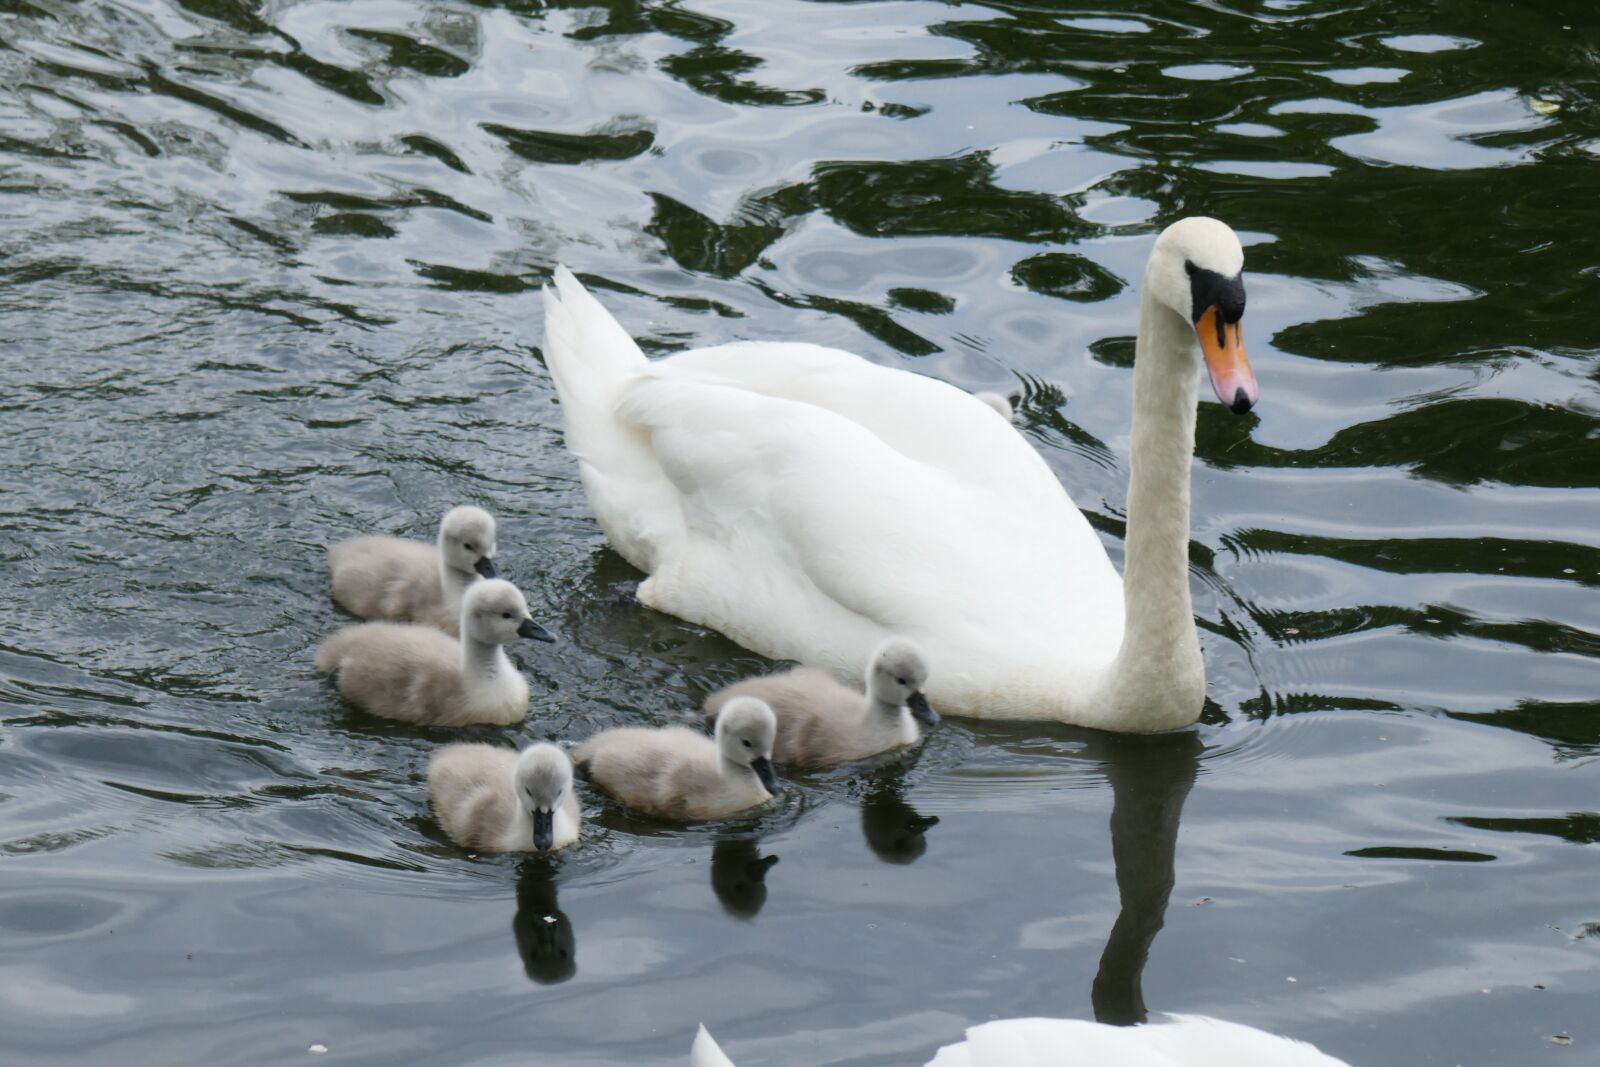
[{"left": 1186, "top": 262, "right": 1257, "bottom": 415}]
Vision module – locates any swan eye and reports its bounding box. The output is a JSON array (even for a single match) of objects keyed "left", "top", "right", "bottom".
[
  {"left": 464, "top": 542, "right": 476, "bottom": 552},
  {"left": 502, "top": 611, "right": 514, "bottom": 619},
  {"left": 741, "top": 739, "right": 752, "bottom": 749},
  {"left": 896, "top": 677, "right": 907, "bottom": 686}
]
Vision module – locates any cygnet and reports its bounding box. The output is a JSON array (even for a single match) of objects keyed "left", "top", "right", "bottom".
[
  {"left": 575, "top": 697, "right": 780, "bottom": 820},
  {"left": 428, "top": 742, "right": 581, "bottom": 853},
  {"left": 314, "top": 578, "right": 553, "bottom": 726},
  {"left": 328, "top": 505, "right": 498, "bottom": 635},
  {"left": 704, "top": 638, "right": 937, "bottom": 767}
]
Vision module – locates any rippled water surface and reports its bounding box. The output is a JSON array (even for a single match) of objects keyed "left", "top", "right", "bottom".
[{"left": 2, "top": 0, "right": 1598, "bottom": 1063}]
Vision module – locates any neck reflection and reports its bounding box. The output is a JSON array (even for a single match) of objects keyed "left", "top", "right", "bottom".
[{"left": 1085, "top": 729, "right": 1203, "bottom": 1025}]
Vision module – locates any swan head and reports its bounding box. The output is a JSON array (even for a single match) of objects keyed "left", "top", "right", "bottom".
[
  {"left": 513, "top": 743, "right": 573, "bottom": 851},
  {"left": 438, "top": 506, "right": 499, "bottom": 579},
  {"left": 868, "top": 638, "right": 938, "bottom": 726},
  {"left": 715, "top": 697, "right": 780, "bottom": 796},
  {"left": 1145, "top": 217, "right": 1257, "bottom": 415},
  {"left": 461, "top": 579, "right": 555, "bottom": 645}
]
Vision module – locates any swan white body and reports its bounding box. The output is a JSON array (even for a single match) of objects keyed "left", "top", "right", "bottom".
[
  {"left": 314, "top": 579, "right": 550, "bottom": 725},
  {"left": 327, "top": 506, "right": 498, "bottom": 635},
  {"left": 693, "top": 1016, "right": 1351, "bottom": 1067},
  {"left": 428, "top": 743, "right": 581, "bottom": 853},
  {"left": 542, "top": 219, "right": 1254, "bottom": 729}
]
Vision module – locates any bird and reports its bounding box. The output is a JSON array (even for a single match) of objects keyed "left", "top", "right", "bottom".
[
  {"left": 427, "top": 742, "right": 581, "bottom": 853},
  {"left": 314, "top": 578, "right": 553, "bottom": 725},
  {"left": 703, "top": 638, "right": 938, "bottom": 766},
  {"left": 574, "top": 697, "right": 780, "bottom": 820},
  {"left": 327, "top": 505, "right": 499, "bottom": 635},
  {"left": 692, "top": 1015, "right": 1352, "bottom": 1067},
  {"left": 539, "top": 216, "right": 1257, "bottom": 730}
]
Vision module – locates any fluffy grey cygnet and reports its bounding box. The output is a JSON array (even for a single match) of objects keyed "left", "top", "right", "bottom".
[
  {"left": 314, "top": 578, "right": 553, "bottom": 726},
  {"left": 428, "top": 742, "right": 581, "bottom": 853},
  {"left": 704, "top": 638, "right": 937, "bottom": 767},
  {"left": 574, "top": 697, "right": 780, "bottom": 820},
  {"left": 327, "top": 505, "right": 498, "bottom": 635}
]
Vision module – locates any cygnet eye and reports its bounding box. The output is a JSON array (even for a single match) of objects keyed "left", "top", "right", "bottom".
[
  {"left": 896, "top": 677, "right": 907, "bottom": 686},
  {"left": 464, "top": 541, "right": 476, "bottom": 552},
  {"left": 741, "top": 739, "right": 752, "bottom": 749},
  {"left": 502, "top": 611, "right": 514, "bottom": 619}
]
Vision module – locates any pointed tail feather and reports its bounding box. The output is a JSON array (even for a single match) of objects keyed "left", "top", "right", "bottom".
[
  {"left": 542, "top": 265, "right": 649, "bottom": 434},
  {"left": 691, "top": 1025, "right": 737, "bottom": 1067}
]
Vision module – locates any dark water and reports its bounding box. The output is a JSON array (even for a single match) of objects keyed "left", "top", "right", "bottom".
[{"left": 2, "top": 0, "right": 1597, "bottom": 1063}]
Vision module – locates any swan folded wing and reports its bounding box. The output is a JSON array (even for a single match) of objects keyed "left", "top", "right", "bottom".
[
  {"left": 616, "top": 374, "right": 992, "bottom": 668},
  {"left": 661, "top": 341, "right": 1049, "bottom": 490},
  {"left": 1137, "top": 1015, "right": 1353, "bottom": 1067},
  {"left": 960, "top": 1018, "right": 1183, "bottom": 1067}
]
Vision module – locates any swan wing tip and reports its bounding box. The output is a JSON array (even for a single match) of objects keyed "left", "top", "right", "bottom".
[{"left": 691, "top": 1024, "right": 736, "bottom": 1067}]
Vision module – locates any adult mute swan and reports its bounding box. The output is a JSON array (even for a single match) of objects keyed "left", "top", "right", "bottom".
[
  {"left": 541, "top": 217, "right": 1256, "bottom": 730},
  {"left": 691, "top": 1016, "right": 1351, "bottom": 1067}
]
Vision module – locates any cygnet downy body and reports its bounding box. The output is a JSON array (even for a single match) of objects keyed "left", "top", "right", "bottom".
[
  {"left": 314, "top": 578, "right": 553, "bottom": 726},
  {"left": 428, "top": 742, "right": 581, "bottom": 853},
  {"left": 575, "top": 697, "right": 780, "bottom": 820},
  {"left": 328, "top": 506, "right": 498, "bottom": 635},
  {"left": 704, "top": 639, "right": 938, "bottom": 767}
]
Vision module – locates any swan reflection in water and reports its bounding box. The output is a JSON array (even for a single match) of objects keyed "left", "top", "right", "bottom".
[
  {"left": 1081, "top": 728, "right": 1203, "bottom": 1025},
  {"left": 859, "top": 769, "right": 940, "bottom": 865},
  {"left": 710, "top": 834, "right": 781, "bottom": 920},
  {"left": 511, "top": 860, "right": 576, "bottom": 984}
]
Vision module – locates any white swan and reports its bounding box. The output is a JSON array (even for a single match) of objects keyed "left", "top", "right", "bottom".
[
  {"left": 692, "top": 1016, "right": 1351, "bottom": 1067},
  {"left": 541, "top": 217, "right": 1255, "bottom": 729},
  {"left": 327, "top": 505, "right": 498, "bottom": 635},
  {"left": 703, "top": 638, "right": 938, "bottom": 766},
  {"left": 428, "top": 742, "right": 581, "bottom": 853}
]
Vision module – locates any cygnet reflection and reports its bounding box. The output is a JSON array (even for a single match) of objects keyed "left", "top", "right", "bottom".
[
  {"left": 511, "top": 861, "right": 576, "bottom": 984},
  {"left": 860, "top": 776, "right": 939, "bottom": 864},
  {"left": 710, "top": 835, "right": 780, "bottom": 920}
]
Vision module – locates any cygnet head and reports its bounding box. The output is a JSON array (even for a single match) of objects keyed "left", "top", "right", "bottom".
[
  {"left": 438, "top": 506, "right": 499, "bottom": 579},
  {"left": 461, "top": 579, "right": 555, "bottom": 645},
  {"left": 1143, "top": 217, "right": 1257, "bottom": 415},
  {"left": 715, "top": 697, "right": 780, "bottom": 795},
  {"left": 513, "top": 743, "right": 572, "bottom": 851},
  {"left": 868, "top": 638, "right": 938, "bottom": 726}
]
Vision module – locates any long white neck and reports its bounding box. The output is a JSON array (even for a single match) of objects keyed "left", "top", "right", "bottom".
[{"left": 1088, "top": 278, "right": 1206, "bottom": 730}]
